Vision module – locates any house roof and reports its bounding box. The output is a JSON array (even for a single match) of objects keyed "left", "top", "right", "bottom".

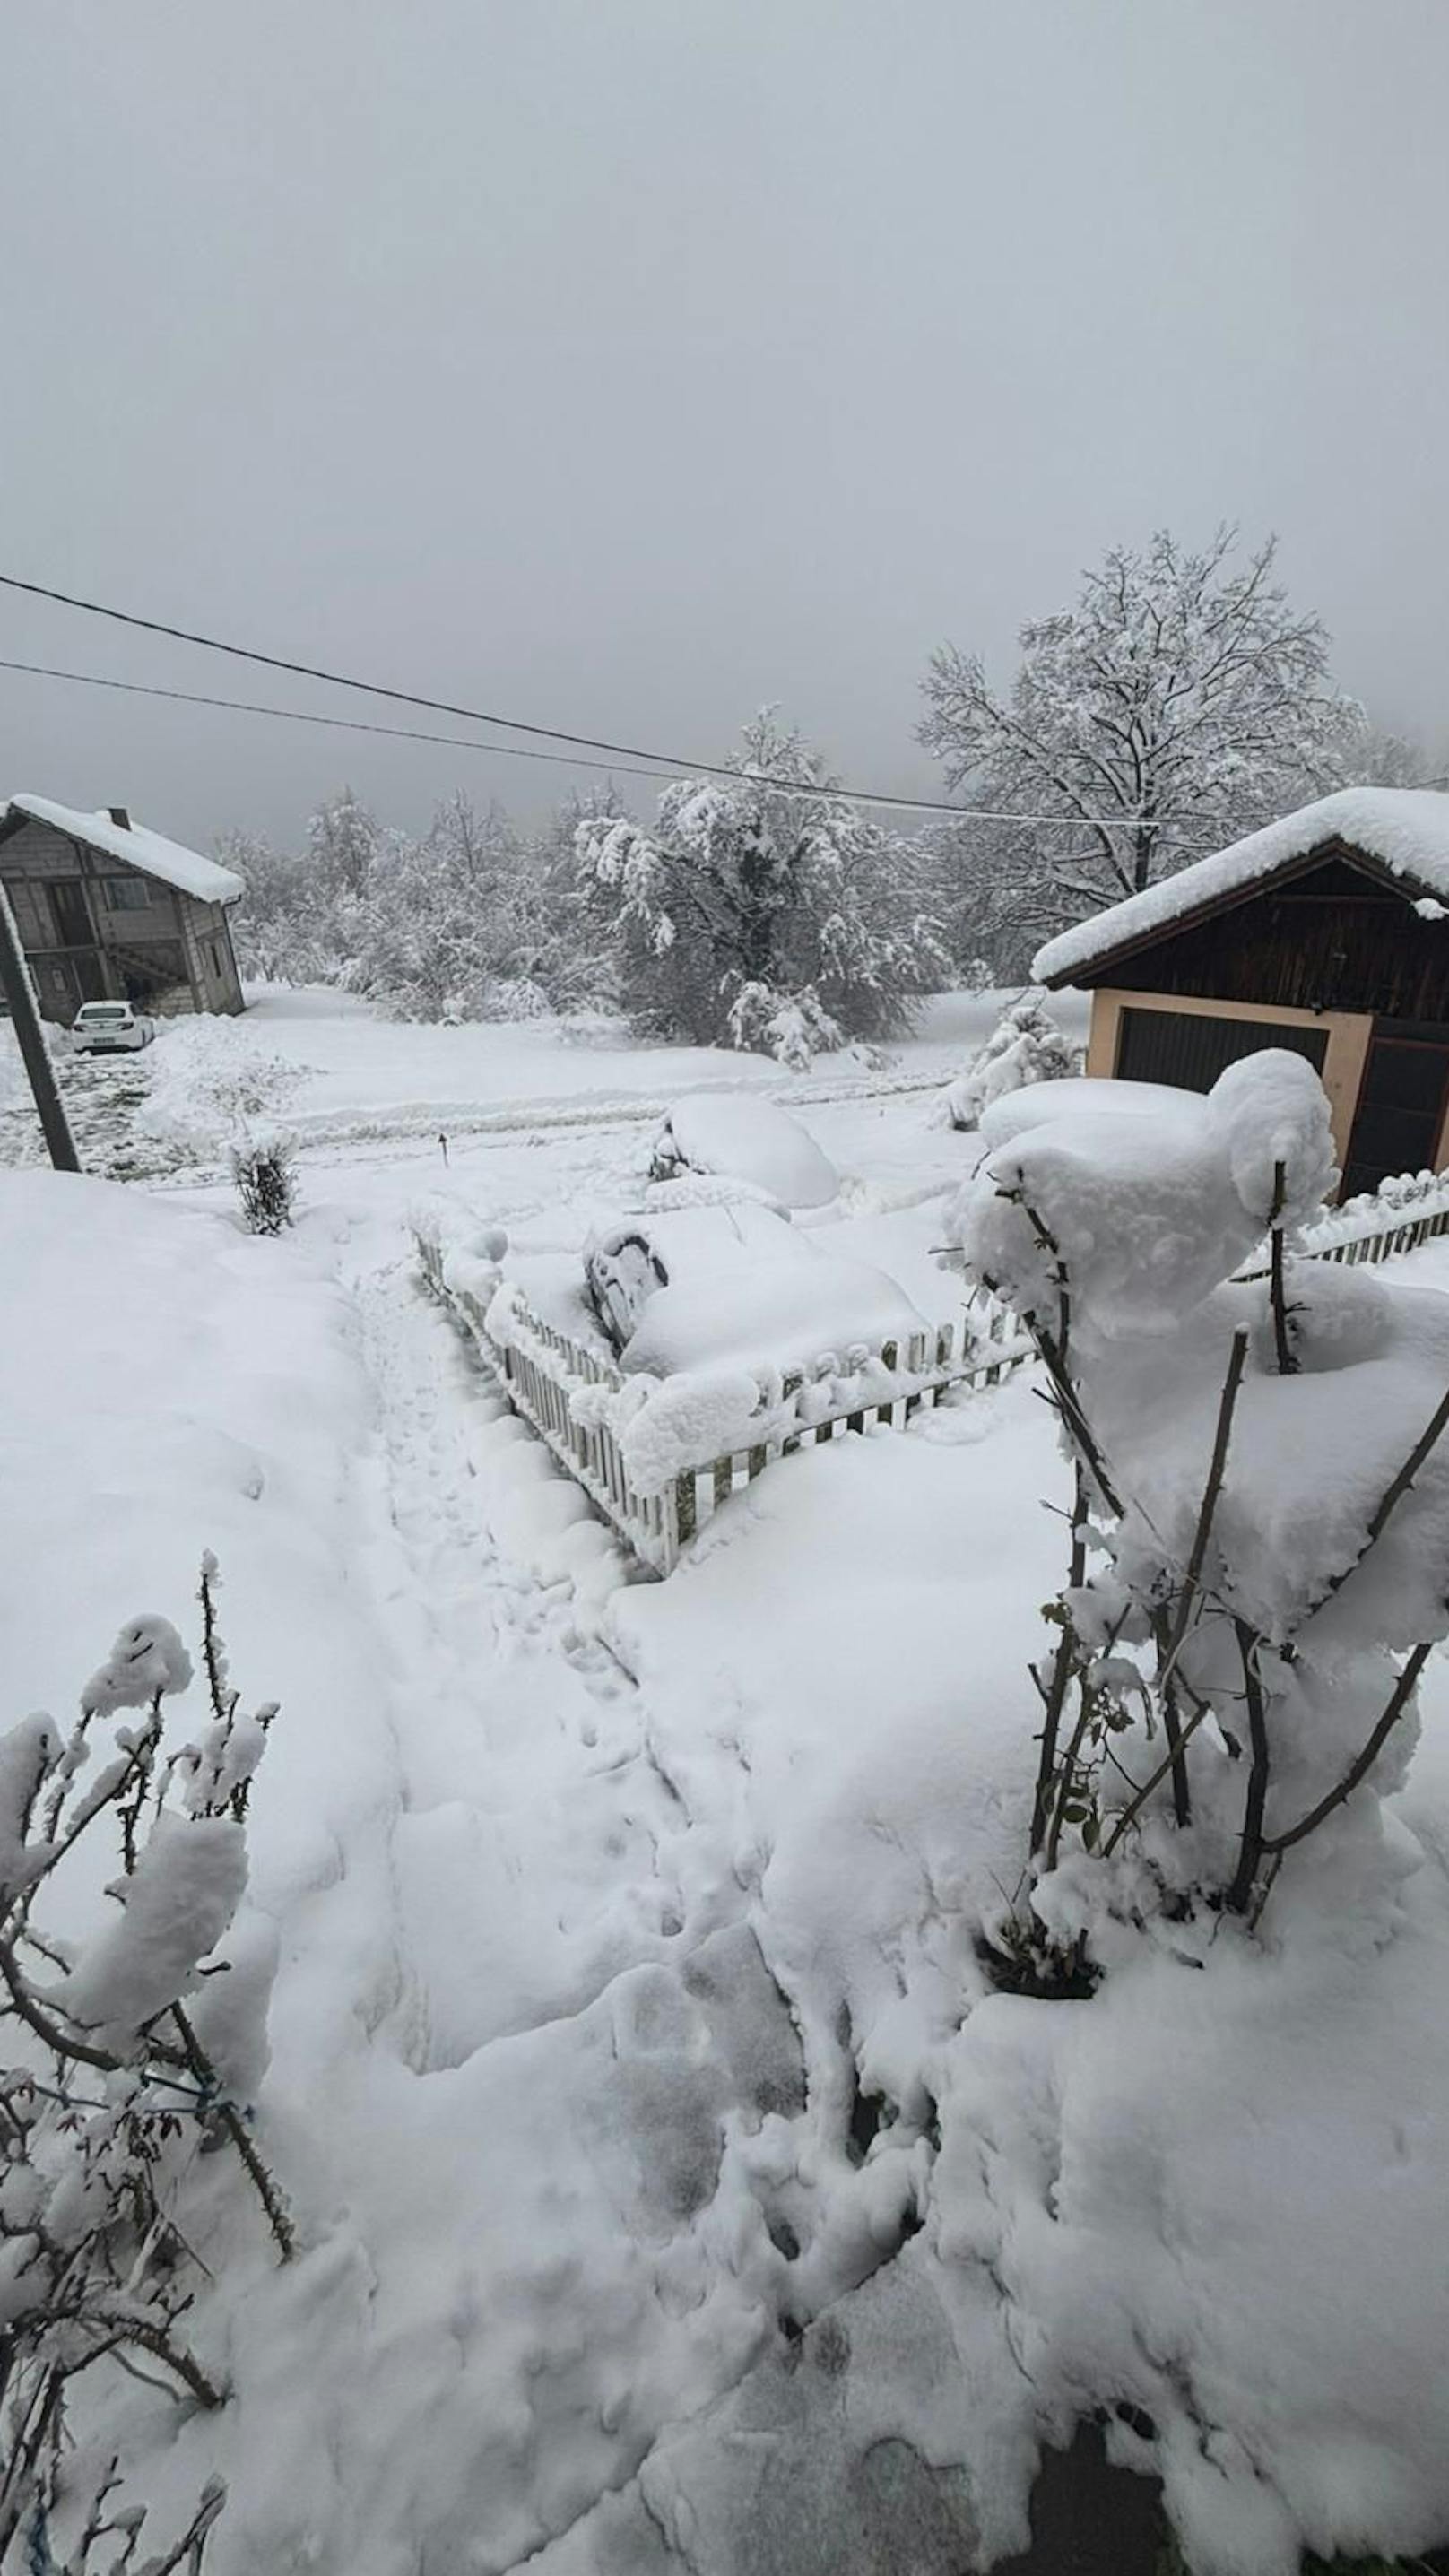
[
  {"left": 1032, "top": 788, "right": 1449, "bottom": 987},
  {"left": 3, "top": 794, "right": 244, "bottom": 907}
]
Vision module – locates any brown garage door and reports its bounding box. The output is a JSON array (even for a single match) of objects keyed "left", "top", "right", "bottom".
[{"left": 1115, "top": 1007, "right": 1328, "bottom": 1093}]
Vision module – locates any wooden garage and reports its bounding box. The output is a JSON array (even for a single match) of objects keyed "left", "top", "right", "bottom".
[{"left": 1032, "top": 789, "right": 1449, "bottom": 1201}]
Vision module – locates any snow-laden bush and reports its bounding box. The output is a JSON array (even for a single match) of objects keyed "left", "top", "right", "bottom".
[
  {"left": 936, "top": 990, "right": 1081, "bottom": 1131},
  {"left": 723, "top": 980, "right": 845, "bottom": 1071},
  {"left": 952, "top": 1052, "right": 1449, "bottom": 1983},
  {"left": 0, "top": 1564, "right": 291, "bottom": 2564},
  {"left": 230, "top": 1128, "right": 299, "bottom": 1236}
]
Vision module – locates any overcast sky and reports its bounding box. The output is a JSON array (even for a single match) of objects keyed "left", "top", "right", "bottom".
[{"left": 2, "top": 0, "right": 1446, "bottom": 854}]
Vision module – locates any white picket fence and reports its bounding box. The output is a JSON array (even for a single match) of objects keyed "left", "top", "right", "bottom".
[
  {"left": 1236, "top": 1168, "right": 1449, "bottom": 1280},
  {"left": 414, "top": 1223, "right": 1031, "bottom": 1574},
  {"left": 417, "top": 1161, "right": 1449, "bottom": 1575}
]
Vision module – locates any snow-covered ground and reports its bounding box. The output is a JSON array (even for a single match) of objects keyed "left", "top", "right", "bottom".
[{"left": 4, "top": 985, "right": 1449, "bottom": 2576}]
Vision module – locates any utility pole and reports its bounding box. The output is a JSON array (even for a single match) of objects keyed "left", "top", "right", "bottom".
[{"left": 0, "top": 883, "right": 80, "bottom": 1172}]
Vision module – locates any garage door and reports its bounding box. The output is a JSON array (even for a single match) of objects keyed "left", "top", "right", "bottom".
[
  {"left": 1341, "top": 1020, "right": 1449, "bottom": 1198},
  {"left": 1115, "top": 1007, "right": 1328, "bottom": 1092}
]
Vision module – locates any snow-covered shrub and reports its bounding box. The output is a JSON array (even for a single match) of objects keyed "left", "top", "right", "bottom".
[
  {"left": 230, "top": 1127, "right": 299, "bottom": 1236},
  {"left": 576, "top": 712, "right": 950, "bottom": 1060},
  {"left": 936, "top": 990, "right": 1081, "bottom": 1131},
  {"left": 952, "top": 1050, "right": 1449, "bottom": 1982},
  {"left": 723, "top": 979, "right": 846, "bottom": 1071},
  {"left": 0, "top": 1564, "right": 291, "bottom": 2561}
]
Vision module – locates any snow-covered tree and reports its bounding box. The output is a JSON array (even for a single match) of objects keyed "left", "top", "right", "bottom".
[
  {"left": 1330, "top": 720, "right": 1448, "bottom": 791},
  {"left": 937, "top": 990, "right": 1081, "bottom": 1131},
  {"left": 575, "top": 713, "right": 950, "bottom": 1062},
  {"left": 226, "top": 790, "right": 592, "bottom": 1022},
  {"left": 920, "top": 527, "right": 1362, "bottom": 948},
  {"left": 308, "top": 787, "right": 381, "bottom": 900}
]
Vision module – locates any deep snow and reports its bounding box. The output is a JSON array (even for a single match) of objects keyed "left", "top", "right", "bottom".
[{"left": 4, "top": 985, "right": 1449, "bottom": 2576}]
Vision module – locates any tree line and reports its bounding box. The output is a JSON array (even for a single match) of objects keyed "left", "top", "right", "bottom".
[{"left": 227, "top": 526, "right": 1441, "bottom": 1062}]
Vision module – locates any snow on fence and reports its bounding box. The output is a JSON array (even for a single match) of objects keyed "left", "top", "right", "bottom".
[
  {"left": 1237, "top": 1167, "right": 1449, "bottom": 1279},
  {"left": 412, "top": 1212, "right": 1031, "bottom": 1574}
]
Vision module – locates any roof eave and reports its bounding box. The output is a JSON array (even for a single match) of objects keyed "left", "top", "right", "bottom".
[
  {"left": 1037, "top": 837, "right": 1439, "bottom": 989},
  {"left": 0, "top": 797, "right": 242, "bottom": 906}
]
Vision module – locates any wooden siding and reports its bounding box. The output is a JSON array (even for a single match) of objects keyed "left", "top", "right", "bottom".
[{"left": 1093, "top": 850, "right": 1449, "bottom": 1021}]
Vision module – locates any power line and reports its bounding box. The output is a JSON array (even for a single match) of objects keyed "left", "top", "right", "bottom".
[
  {"left": 7, "top": 572, "right": 1430, "bottom": 827},
  {"left": 0, "top": 568, "right": 975, "bottom": 819},
  {"left": 0, "top": 657, "right": 690, "bottom": 790},
  {"left": 0, "top": 654, "right": 1212, "bottom": 832}
]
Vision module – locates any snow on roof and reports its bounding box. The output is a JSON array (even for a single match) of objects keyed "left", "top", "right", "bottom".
[
  {"left": 1033, "top": 788, "right": 1449, "bottom": 986},
  {"left": 4, "top": 794, "right": 245, "bottom": 906}
]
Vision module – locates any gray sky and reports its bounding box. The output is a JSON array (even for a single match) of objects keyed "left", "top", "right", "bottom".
[{"left": 2, "top": 0, "right": 1447, "bottom": 854}]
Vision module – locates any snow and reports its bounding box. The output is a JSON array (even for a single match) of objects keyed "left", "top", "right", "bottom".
[
  {"left": 6, "top": 985, "right": 1449, "bottom": 2575},
  {"left": 978, "top": 1073, "right": 1202, "bottom": 1148},
  {"left": 57, "top": 1808, "right": 249, "bottom": 2050},
  {"left": 587, "top": 1202, "right": 926, "bottom": 1380},
  {"left": 82, "top": 1612, "right": 194, "bottom": 1713},
  {"left": 6, "top": 791, "right": 245, "bottom": 906},
  {"left": 653, "top": 1092, "right": 839, "bottom": 1208},
  {"left": 1034, "top": 785, "right": 1449, "bottom": 984},
  {"left": 956, "top": 1052, "right": 1336, "bottom": 1337},
  {"left": 937, "top": 990, "right": 1082, "bottom": 1132}
]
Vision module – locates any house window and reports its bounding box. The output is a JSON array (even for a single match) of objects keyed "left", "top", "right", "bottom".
[
  {"left": 207, "top": 941, "right": 221, "bottom": 976},
  {"left": 104, "top": 876, "right": 152, "bottom": 911}
]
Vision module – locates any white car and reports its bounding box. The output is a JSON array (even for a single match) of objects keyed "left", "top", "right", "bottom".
[{"left": 71, "top": 1001, "right": 154, "bottom": 1055}]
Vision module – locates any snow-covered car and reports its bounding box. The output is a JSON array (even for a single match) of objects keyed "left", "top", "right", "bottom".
[
  {"left": 585, "top": 1200, "right": 924, "bottom": 1375},
  {"left": 70, "top": 1001, "right": 154, "bottom": 1055},
  {"left": 650, "top": 1093, "right": 838, "bottom": 1210}
]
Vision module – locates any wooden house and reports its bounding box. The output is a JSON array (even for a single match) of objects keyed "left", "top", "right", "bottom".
[
  {"left": 0, "top": 793, "right": 244, "bottom": 1024},
  {"left": 1033, "top": 789, "right": 1449, "bottom": 1200}
]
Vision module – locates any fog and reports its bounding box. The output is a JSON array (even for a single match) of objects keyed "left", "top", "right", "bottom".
[{"left": 3, "top": 0, "right": 1446, "bottom": 853}]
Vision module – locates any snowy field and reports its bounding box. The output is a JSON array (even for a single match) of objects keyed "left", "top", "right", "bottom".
[{"left": 5, "top": 986, "right": 1449, "bottom": 2576}]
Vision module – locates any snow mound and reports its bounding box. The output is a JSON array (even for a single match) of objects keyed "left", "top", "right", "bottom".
[
  {"left": 955, "top": 1052, "right": 1336, "bottom": 1338},
  {"left": 977, "top": 1074, "right": 1202, "bottom": 1150},
  {"left": 643, "top": 1171, "right": 786, "bottom": 1217},
  {"left": 137, "top": 1014, "right": 312, "bottom": 1152},
  {"left": 603, "top": 1205, "right": 924, "bottom": 1379},
  {"left": 652, "top": 1093, "right": 839, "bottom": 1209}
]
